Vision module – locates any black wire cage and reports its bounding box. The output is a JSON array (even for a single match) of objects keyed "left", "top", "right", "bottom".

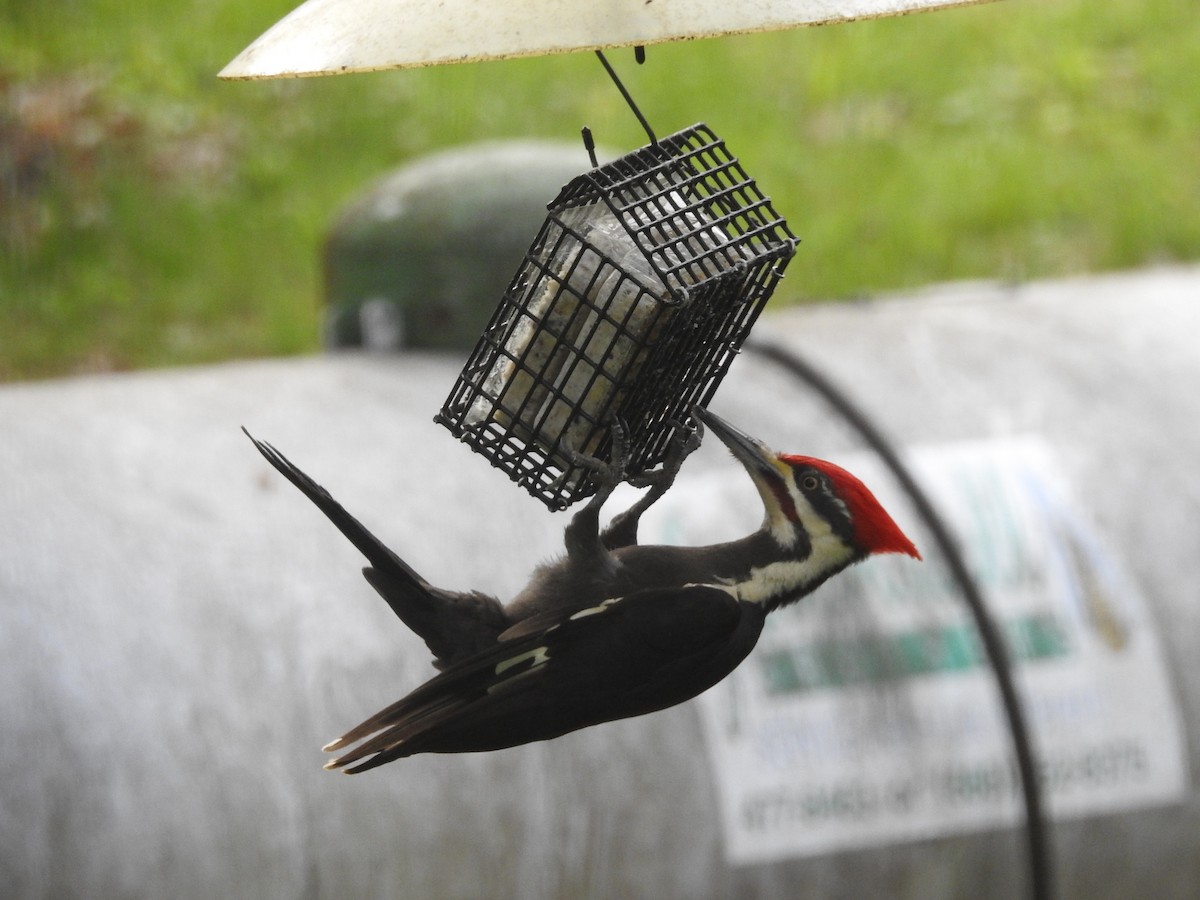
[{"left": 436, "top": 123, "right": 798, "bottom": 510}]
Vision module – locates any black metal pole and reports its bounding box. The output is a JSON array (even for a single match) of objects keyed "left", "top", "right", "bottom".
[{"left": 746, "top": 340, "right": 1053, "bottom": 900}]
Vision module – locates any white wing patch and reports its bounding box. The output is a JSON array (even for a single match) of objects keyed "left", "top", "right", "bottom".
[
  {"left": 568, "top": 598, "right": 624, "bottom": 621},
  {"left": 488, "top": 645, "right": 551, "bottom": 695},
  {"left": 494, "top": 645, "right": 550, "bottom": 676}
]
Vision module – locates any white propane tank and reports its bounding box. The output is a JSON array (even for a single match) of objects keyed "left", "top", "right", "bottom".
[{"left": 1, "top": 267, "right": 1196, "bottom": 898}]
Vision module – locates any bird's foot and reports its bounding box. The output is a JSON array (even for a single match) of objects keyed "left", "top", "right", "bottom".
[
  {"left": 565, "top": 417, "right": 633, "bottom": 493},
  {"left": 662, "top": 414, "right": 705, "bottom": 480},
  {"left": 625, "top": 413, "right": 704, "bottom": 490},
  {"left": 563, "top": 418, "right": 633, "bottom": 558},
  {"left": 599, "top": 413, "right": 704, "bottom": 550}
]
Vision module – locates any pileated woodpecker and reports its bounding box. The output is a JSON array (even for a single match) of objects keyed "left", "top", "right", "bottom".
[{"left": 246, "top": 408, "right": 919, "bottom": 772}]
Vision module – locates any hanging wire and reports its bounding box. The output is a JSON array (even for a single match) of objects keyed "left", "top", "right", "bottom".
[
  {"left": 746, "top": 341, "right": 1054, "bottom": 900},
  {"left": 594, "top": 49, "right": 657, "bottom": 146}
]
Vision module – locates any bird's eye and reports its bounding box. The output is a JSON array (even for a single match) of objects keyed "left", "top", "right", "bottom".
[{"left": 800, "top": 474, "right": 821, "bottom": 492}]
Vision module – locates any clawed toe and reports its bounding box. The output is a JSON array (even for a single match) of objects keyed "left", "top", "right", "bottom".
[
  {"left": 649, "top": 414, "right": 704, "bottom": 483},
  {"left": 670, "top": 413, "right": 705, "bottom": 461},
  {"left": 593, "top": 414, "right": 704, "bottom": 550},
  {"left": 566, "top": 418, "right": 632, "bottom": 490}
]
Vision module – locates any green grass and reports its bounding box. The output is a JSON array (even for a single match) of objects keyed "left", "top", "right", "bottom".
[{"left": 2, "top": 0, "right": 1198, "bottom": 380}]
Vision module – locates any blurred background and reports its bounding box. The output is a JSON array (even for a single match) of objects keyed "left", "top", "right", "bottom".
[
  {"left": 2, "top": 2, "right": 1199, "bottom": 898},
  {"left": 2, "top": 0, "right": 1198, "bottom": 381}
]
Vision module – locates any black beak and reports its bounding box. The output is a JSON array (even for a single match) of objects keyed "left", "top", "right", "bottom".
[{"left": 694, "top": 407, "right": 779, "bottom": 479}]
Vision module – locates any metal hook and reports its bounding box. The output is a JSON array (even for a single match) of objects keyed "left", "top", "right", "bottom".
[
  {"left": 581, "top": 127, "right": 600, "bottom": 169},
  {"left": 594, "top": 49, "right": 657, "bottom": 146}
]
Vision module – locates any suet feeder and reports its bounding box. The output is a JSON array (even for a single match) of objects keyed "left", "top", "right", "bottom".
[
  {"left": 435, "top": 122, "right": 797, "bottom": 510},
  {"left": 218, "top": 0, "right": 987, "bottom": 514}
]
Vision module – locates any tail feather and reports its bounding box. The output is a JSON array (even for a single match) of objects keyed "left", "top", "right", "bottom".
[
  {"left": 325, "top": 695, "right": 467, "bottom": 771},
  {"left": 326, "top": 678, "right": 543, "bottom": 773},
  {"left": 244, "top": 428, "right": 422, "bottom": 582},
  {"left": 244, "top": 429, "right": 507, "bottom": 664},
  {"left": 361, "top": 568, "right": 507, "bottom": 666},
  {"left": 321, "top": 672, "right": 497, "bottom": 771},
  {"left": 318, "top": 619, "right": 562, "bottom": 771}
]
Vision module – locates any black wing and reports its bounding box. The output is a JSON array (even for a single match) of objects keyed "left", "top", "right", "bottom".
[
  {"left": 244, "top": 429, "right": 507, "bottom": 664},
  {"left": 323, "top": 583, "right": 761, "bottom": 772}
]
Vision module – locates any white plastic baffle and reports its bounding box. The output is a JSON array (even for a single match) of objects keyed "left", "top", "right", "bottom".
[{"left": 219, "top": 0, "right": 995, "bottom": 78}]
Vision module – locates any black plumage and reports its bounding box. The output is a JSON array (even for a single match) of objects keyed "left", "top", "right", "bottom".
[{"left": 245, "top": 408, "right": 918, "bottom": 772}]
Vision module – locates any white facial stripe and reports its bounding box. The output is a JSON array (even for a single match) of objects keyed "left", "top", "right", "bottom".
[
  {"left": 735, "top": 559, "right": 817, "bottom": 604},
  {"left": 763, "top": 464, "right": 849, "bottom": 550},
  {"left": 767, "top": 511, "right": 796, "bottom": 546},
  {"left": 748, "top": 467, "right": 799, "bottom": 546},
  {"left": 793, "top": 489, "right": 838, "bottom": 544},
  {"left": 737, "top": 499, "right": 855, "bottom": 606},
  {"left": 826, "top": 490, "right": 851, "bottom": 522}
]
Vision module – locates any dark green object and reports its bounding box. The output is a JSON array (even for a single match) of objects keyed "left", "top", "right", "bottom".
[{"left": 323, "top": 141, "right": 598, "bottom": 352}]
